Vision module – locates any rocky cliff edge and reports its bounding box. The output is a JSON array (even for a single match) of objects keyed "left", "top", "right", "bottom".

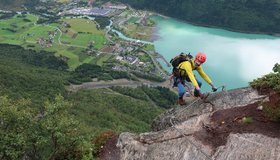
[{"left": 102, "top": 87, "right": 280, "bottom": 160}]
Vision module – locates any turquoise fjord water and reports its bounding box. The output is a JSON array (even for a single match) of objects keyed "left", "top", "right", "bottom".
[{"left": 152, "top": 16, "right": 280, "bottom": 91}]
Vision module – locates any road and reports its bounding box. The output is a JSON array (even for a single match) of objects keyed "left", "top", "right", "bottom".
[
  {"left": 67, "top": 78, "right": 173, "bottom": 92},
  {"left": 32, "top": 15, "right": 89, "bottom": 49},
  {"left": 140, "top": 49, "right": 169, "bottom": 78}
]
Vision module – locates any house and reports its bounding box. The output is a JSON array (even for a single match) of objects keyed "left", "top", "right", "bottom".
[
  {"left": 116, "top": 56, "right": 123, "bottom": 61},
  {"left": 103, "top": 2, "right": 127, "bottom": 10},
  {"left": 107, "top": 5, "right": 127, "bottom": 10},
  {"left": 125, "top": 56, "right": 139, "bottom": 65}
]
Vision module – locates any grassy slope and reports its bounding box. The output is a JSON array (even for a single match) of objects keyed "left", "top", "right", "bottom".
[
  {"left": 0, "top": 14, "right": 37, "bottom": 44},
  {"left": 62, "top": 18, "right": 107, "bottom": 49},
  {"left": 0, "top": 15, "right": 108, "bottom": 69},
  {"left": 68, "top": 89, "right": 164, "bottom": 134},
  {"left": 0, "top": 57, "right": 68, "bottom": 105}
]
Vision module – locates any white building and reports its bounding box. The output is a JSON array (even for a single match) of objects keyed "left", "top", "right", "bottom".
[{"left": 107, "top": 5, "right": 127, "bottom": 10}]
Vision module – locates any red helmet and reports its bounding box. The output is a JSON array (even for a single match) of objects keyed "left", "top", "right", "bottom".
[{"left": 195, "top": 52, "right": 206, "bottom": 63}]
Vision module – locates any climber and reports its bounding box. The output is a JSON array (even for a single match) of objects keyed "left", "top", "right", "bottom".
[{"left": 171, "top": 52, "right": 217, "bottom": 105}]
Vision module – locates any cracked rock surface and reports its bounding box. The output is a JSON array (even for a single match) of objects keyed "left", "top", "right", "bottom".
[{"left": 102, "top": 87, "right": 280, "bottom": 160}]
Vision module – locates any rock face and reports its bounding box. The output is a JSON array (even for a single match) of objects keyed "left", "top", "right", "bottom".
[
  {"left": 116, "top": 87, "right": 279, "bottom": 160},
  {"left": 151, "top": 87, "right": 264, "bottom": 132},
  {"left": 213, "top": 134, "right": 280, "bottom": 160}
]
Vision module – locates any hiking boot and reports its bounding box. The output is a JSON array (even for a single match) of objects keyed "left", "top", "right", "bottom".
[
  {"left": 178, "top": 98, "right": 186, "bottom": 105},
  {"left": 185, "top": 92, "right": 191, "bottom": 97}
]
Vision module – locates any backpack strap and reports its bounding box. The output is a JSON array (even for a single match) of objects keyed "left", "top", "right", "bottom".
[
  {"left": 177, "top": 63, "right": 187, "bottom": 78},
  {"left": 177, "top": 61, "right": 192, "bottom": 82},
  {"left": 183, "top": 58, "right": 198, "bottom": 69}
]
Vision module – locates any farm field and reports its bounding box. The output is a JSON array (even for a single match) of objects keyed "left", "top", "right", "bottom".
[
  {"left": 0, "top": 14, "right": 108, "bottom": 69},
  {"left": 120, "top": 17, "right": 154, "bottom": 41},
  {"left": 61, "top": 18, "right": 107, "bottom": 49},
  {"left": 0, "top": 14, "right": 37, "bottom": 45}
]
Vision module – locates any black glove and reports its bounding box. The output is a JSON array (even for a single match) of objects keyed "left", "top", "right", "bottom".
[{"left": 212, "top": 86, "right": 218, "bottom": 92}]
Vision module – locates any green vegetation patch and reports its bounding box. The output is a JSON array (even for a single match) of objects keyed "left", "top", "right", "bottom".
[
  {"left": 138, "top": 53, "right": 151, "bottom": 62},
  {"left": 1, "top": 14, "right": 36, "bottom": 28},
  {"left": 61, "top": 18, "right": 107, "bottom": 49},
  {"left": 68, "top": 89, "right": 164, "bottom": 133},
  {"left": 68, "top": 63, "right": 132, "bottom": 84},
  {"left": 111, "top": 86, "right": 177, "bottom": 109},
  {"left": 54, "top": 46, "right": 80, "bottom": 69},
  {"left": 143, "top": 44, "right": 155, "bottom": 51},
  {"left": 0, "top": 95, "right": 92, "bottom": 160},
  {"left": 250, "top": 63, "right": 280, "bottom": 121},
  {"left": 128, "top": 17, "right": 139, "bottom": 23},
  {"left": 96, "top": 54, "right": 114, "bottom": 66},
  {"left": 23, "top": 25, "right": 56, "bottom": 42},
  {"left": 61, "top": 33, "right": 91, "bottom": 46},
  {"left": 64, "top": 18, "right": 100, "bottom": 33},
  {"left": 93, "top": 16, "right": 111, "bottom": 29},
  {"left": 241, "top": 117, "right": 253, "bottom": 124},
  {"left": 132, "top": 71, "right": 165, "bottom": 82},
  {"left": 121, "top": 23, "right": 153, "bottom": 41},
  {"left": 107, "top": 0, "right": 280, "bottom": 34},
  {"left": 0, "top": 44, "right": 69, "bottom": 104},
  {"left": 0, "top": 14, "right": 37, "bottom": 45},
  {"left": 0, "top": 15, "right": 106, "bottom": 70},
  {"left": 263, "top": 102, "right": 280, "bottom": 122},
  {"left": 250, "top": 63, "right": 280, "bottom": 92}
]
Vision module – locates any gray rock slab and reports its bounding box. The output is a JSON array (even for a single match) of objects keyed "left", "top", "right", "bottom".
[
  {"left": 152, "top": 87, "right": 267, "bottom": 131},
  {"left": 214, "top": 133, "right": 280, "bottom": 160},
  {"left": 116, "top": 87, "right": 277, "bottom": 160}
]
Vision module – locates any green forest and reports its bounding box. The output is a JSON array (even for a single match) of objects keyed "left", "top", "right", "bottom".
[
  {"left": 0, "top": 0, "right": 40, "bottom": 11},
  {"left": 0, "top": 44, "right": 177, "bottom": 159},
  {"left": 107, "top": 0, "right": 280, "bottom": 34},
  {"left": 2, "top": 0, "right": 280, "bottom": 34}
]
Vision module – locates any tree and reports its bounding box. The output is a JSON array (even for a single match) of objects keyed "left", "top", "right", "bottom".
[
  {"left": 0, "top": 96, "right": 33, "bottom": 159},
  {"left": 32, "top": 95, "right": 93, "bottom": 159},
  {"left": 273, "top": 63, "right": 280, "bottom": 73},
  {"left": 0, "top": 95, "right": 93, "bottom": 159},
  {"left": 105, "top": 0, "right": 280, "bottom": 34},
  {"left": 250, "top": 63, "right": 280, "bottom": 92}
]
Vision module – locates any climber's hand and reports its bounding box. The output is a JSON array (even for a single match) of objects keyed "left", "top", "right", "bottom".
[{"left": 212, "top": 86, "right": 218, "bottom": 92}]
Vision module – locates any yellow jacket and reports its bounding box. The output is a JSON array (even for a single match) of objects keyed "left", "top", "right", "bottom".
[{"left": 178, "top": 59, "right": 212, "bottom": 87}]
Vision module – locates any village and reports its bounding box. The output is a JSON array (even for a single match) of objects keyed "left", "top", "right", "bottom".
[
  {"left": 0, "top": 0, "right": 169, "bottom": 81},
  {"left": 37, "top": 0, "right": 169, "bottom": 79}
]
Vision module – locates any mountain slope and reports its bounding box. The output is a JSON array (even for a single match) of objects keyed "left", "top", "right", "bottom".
[
  {"left": 107, "top": 0, "right": 280, "bottom": 35},
  {"left": 0, "top": 44, "right": 178, "bottom": 159},
  {"left": 0, "top": 0, "right": 40, "bottom": 11},
  {"left": 0, "top": 0, "right": 26, "bottom": 11}
]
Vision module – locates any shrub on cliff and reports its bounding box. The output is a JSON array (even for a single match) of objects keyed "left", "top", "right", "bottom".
[
  {"left": 250, "top": 63, "right": 280, "bottom": 93},
  {"left": 250, "top": 63, "right": 280, "bottom": 122}
]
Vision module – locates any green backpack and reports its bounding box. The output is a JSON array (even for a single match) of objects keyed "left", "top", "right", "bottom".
[{"left": 170, "top": 52, "right": 193, "bottom": 77}]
